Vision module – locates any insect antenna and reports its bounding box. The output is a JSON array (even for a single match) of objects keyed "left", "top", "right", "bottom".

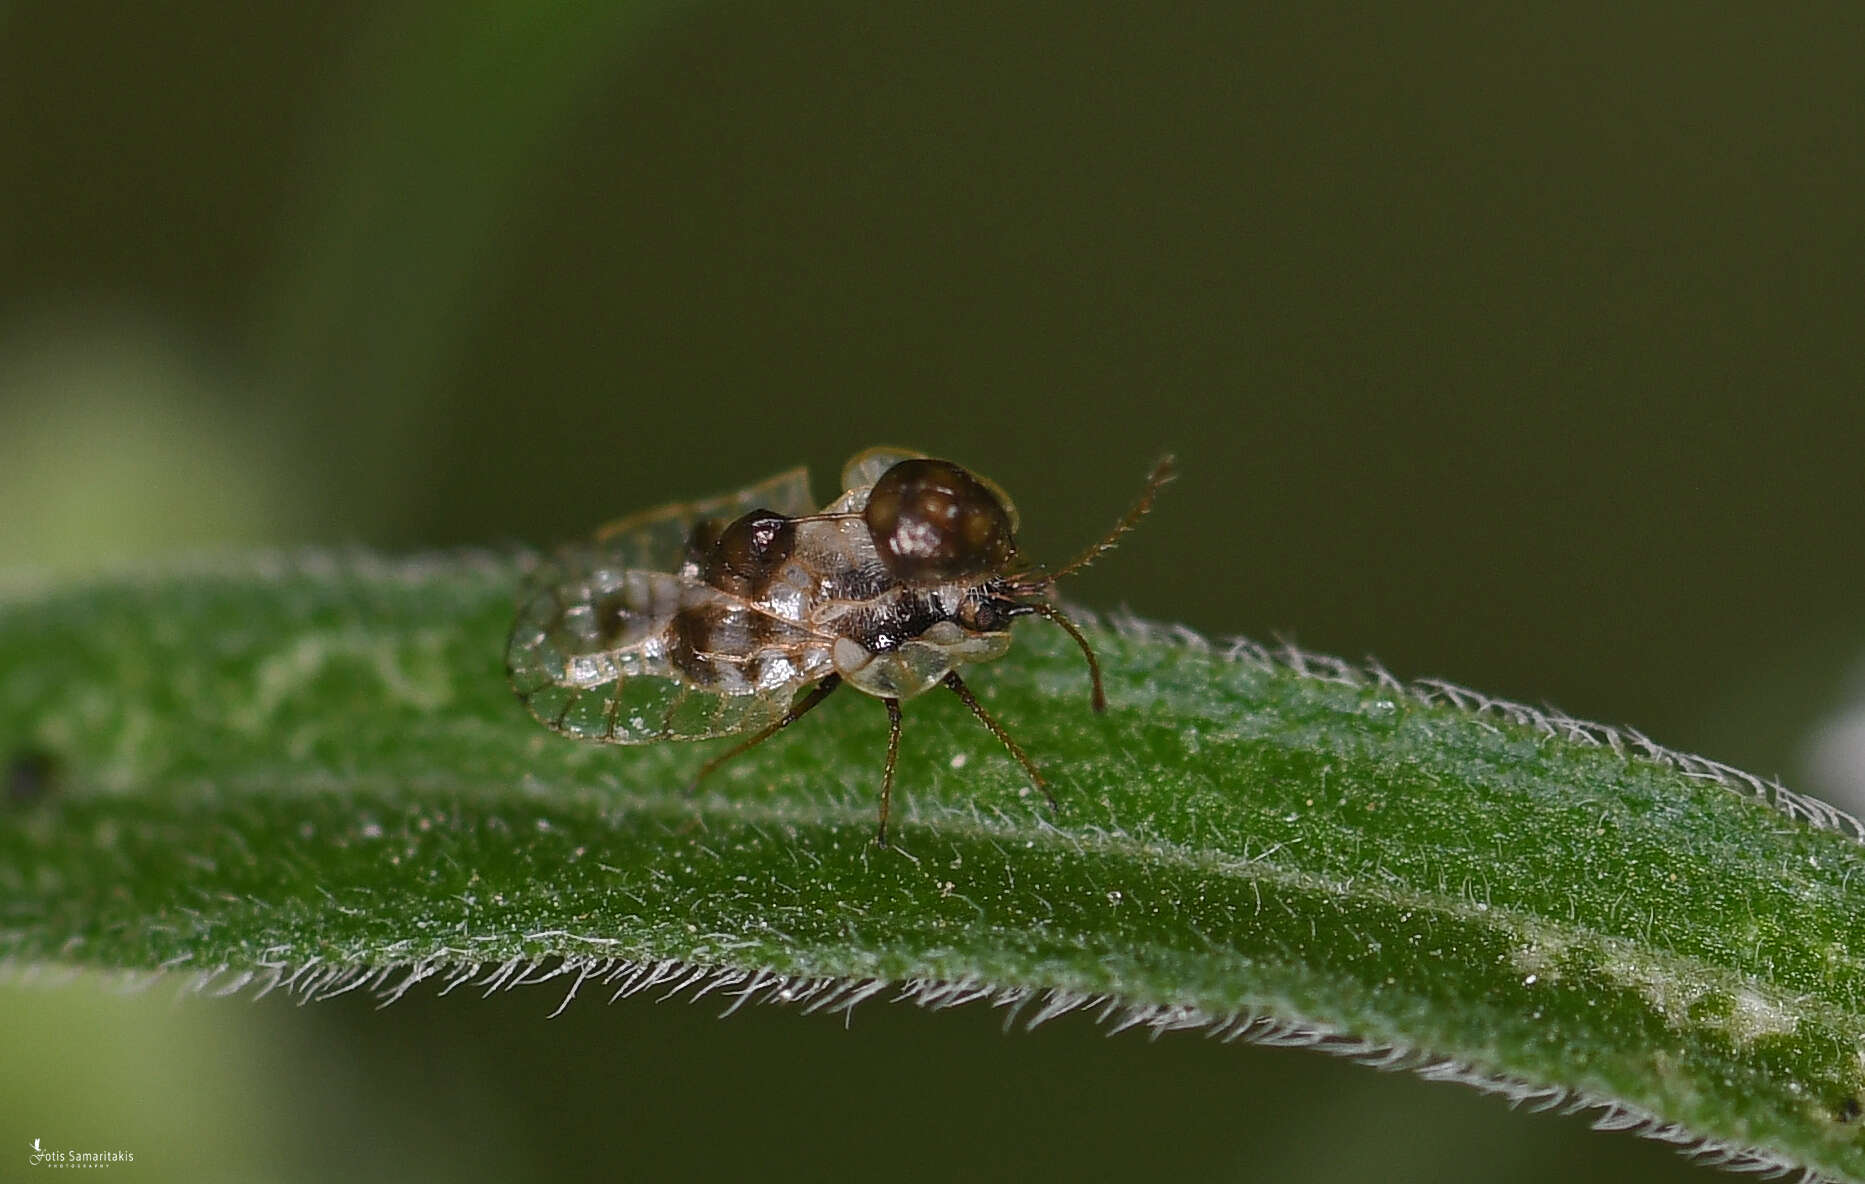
[
  {"left": 1051, "top": 454, "right": 1177, "bottom": 580},
  {"left": 1013, "top": 455, "right": 1176, "bottom": 712}
]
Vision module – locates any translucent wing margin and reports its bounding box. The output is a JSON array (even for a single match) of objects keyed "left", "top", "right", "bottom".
[
  {"left": 506, "top": 563, "right": 799, "bottom": 743},
  {"left": 514, "top": 662, "right": 794, "bottom": 744},
  {"left": 591, "top": 465, "right": 816, "bottom": 571},
  {"left": 839, "top": 446, "right": 925, "bottom": 495}
]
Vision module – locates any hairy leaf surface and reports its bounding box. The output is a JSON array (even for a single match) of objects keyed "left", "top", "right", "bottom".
[{"left": 2, "top": 552, "right": 1862, "bottom": 1178}]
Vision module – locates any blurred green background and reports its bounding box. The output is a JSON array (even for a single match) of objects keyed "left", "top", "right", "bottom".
[{"left": 3, "top": 3, "right": 1862, "bottom": 1180}]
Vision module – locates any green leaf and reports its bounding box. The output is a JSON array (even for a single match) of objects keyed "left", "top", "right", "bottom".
[{"left": 3, "top": 551, "right": 1864, "bottom": 1179}]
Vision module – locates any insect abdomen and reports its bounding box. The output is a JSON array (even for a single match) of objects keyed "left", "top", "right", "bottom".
[{"left": 669, "top": 601, "right": 829, "bottom": 693}]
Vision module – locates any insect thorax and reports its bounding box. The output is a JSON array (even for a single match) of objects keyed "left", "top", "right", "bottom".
[
  {"left": 823, "top": 583, "right": 1014, "bottom": 700},
  {"left": 671, "top": 506, "right": 1016, "bottom": 701}
]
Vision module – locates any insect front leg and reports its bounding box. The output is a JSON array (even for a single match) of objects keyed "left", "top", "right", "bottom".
[{"left": 942, "top": 670, "right": 1060, "bottom": 817}]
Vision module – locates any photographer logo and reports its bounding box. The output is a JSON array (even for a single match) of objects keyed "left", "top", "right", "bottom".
[{"left": 28, "top": 1137, "right": 135, "bottom": 1169}]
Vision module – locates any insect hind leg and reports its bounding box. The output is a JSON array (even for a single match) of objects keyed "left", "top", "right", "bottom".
[{"left": 685, "top": 674, "right": 842, "bottom": 795}]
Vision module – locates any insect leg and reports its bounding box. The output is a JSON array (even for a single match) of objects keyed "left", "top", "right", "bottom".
[
  {"left": 1023, "top": 602, "right": 1106, "bottom": 712},
  {"left": 941, "top": 671, "right": 1060, "bottom": 816},
  {"left": 686, "top": 674, "right": 842, "bottom": 794},
  {"left": 876, "top": 697, "right": 903, "bottom": 848}
]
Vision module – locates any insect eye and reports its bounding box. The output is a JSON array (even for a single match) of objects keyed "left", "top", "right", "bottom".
[
  {"left": 956, "top": 595, "right": 1008, "bottom": 633},
  {"left": 704, "top": 509, "right": 798, "bottom": 590},
  {"left": 864, "top": 458, "right": 1017, "bottom": 583}
]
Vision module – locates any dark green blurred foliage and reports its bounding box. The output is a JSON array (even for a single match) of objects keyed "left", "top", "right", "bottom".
[{"left": 2, "top": 2, "right": 1861, "bottom": 1180}]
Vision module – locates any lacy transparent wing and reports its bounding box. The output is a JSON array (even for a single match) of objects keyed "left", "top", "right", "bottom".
[
  {"left": 506, "top": 563, "right": 804, "bottom": 743},
  {"left": 590, "top": 465, "right": 816, "bottom": 571},
  {"left": 514, "top": 663, "right": 795, "bottom": 744}
]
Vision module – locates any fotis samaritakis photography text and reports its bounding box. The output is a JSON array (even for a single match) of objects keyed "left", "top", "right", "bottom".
[
  {"left": 27, "top": 1138, "right": 135, "bottom": 1170},
  {"left": 3, "top": 6, "right": 1864, "bottom": 1184}
]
